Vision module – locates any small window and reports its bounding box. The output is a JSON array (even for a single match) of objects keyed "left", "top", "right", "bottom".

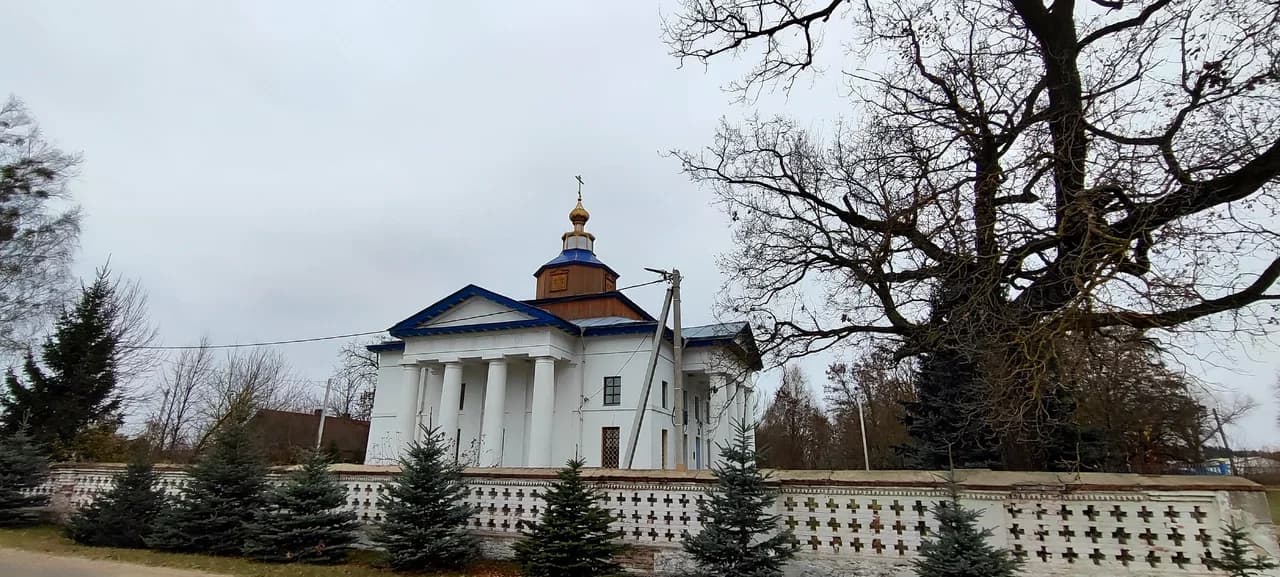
[
  {"left": 459, "top": 383, "right": 467, "bottom": 410},
  {"left": 550, "top": 270, "right": 569, "bottom": 292},
  {"left": 602, "top": 427, "right": 620, "bottom": 468},
  {"left": 661, "top": 429, "right": 669, "bottom": 469},
  {"left": 454, "top": 429, "right": 461, "bottom": 461},
  {"left": 603, "top": 376, "right": 621, "bottom": 406},
  {"left": 682, "top": 390, "right": 689, "bottom": 425},
  {"left": 661, "top": 381, "right": 668, "bottom": 408},
  {"left": 694, "top": 396, "right": 701, "bottom": 421}
]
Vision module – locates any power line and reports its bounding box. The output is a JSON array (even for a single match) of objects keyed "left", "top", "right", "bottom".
[{"left": 127, "top": 279, "right": 669, "bottom": 351}]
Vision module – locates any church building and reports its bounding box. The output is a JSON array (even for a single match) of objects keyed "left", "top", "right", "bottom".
[{"left": 364, "top": 194, "right": 760, "bottom": 469}]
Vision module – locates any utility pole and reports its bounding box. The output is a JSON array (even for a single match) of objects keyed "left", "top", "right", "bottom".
[
  {"left": 623, "top": 280, "right": 674, "bottom": 469},
  {"left": 856, "top": 384, "right": 870, "bottom": 471},
  {"left": 315, "top": 378, "right": 333, "bottom": 449},
  {"left": 1213, "top": 407, "right": 1236, "bottom": 476},
  {"left": 671, "top": 269, "right": 685, "bottom": 471}
]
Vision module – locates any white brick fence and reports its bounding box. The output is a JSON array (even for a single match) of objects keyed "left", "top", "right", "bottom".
[{"left": 35, "top": 464, "right": 1280, "bottom": 577}]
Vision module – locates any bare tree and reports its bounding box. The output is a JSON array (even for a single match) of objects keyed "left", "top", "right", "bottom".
[
  {"left": 144, "top": 337, "right": 215, "bottom": 455},
  {"left": 99, "top": 265, "right": 160, "bottom": 385},
  {"left": 825, "top": 348, "right": 915, "bottom": 469},
  {"left": 757, "top": 365, "right": 833, "bottom": 468},
  {"left": 192, "top": 347, "right": 313, "bottom": 452},
  {"left": 0, "top": 97, "right": 81, "bottom": 356},
  {"left": 326, "top": 338, "right": 379, "bottom": 420},
  {"left": 666, "top": 0, "right": 1280, "bottom": 464}
]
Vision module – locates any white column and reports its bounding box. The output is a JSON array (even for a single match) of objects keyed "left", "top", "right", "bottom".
[
  {"left": 709, "top": 373, "right": 729, "bottom": 449},
  {"left": 418, "top": 365, "right": 444, "bottom": 441},
  {"left": 399, "top": 364, "right": 421, "bottom": 452},
  {"left": 438, "top": 362, "right": 464, "bottom": 458},
  {"left": 479, "top": 359, "right": 508, "bottom": 467},
  {"left": 528, "top": 357, "right": 556, "bottom": 467}
]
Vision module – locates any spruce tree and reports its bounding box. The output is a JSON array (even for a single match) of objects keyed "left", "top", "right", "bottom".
[
  {"left": 900, "top": 347, "right": 1000, "bottom": 469},
  {"left": 683, "top": 422, "right": 796, "bottom": 577},
  {"left": 1205, "top": 520, "right": 1280, "bottom": 577},
  {"left": 66, "top": 457, "right": 166, "bottom": 547},
  {"left": 914, "top": 479, "right": 1021, "bottom": 577},
  {"left": 0, "top": 426, "right": 49, "bottom": 527},
  {"left": 513, "top": 458, "right": 624, "bottom": 577},
  {"left": 373, "top": 426, "right": 477, "bottom": 571},
  {"left": 1, "top": 268, "right": 121, "bottom": 459},
  {"left": 243, "top": 449, "right": 360, "bottom": 564},
  {"left": 147, "top": 417, "right": 267, "bottom": 555}
]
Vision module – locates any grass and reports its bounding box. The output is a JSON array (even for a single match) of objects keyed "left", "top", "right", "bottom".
[
  {"left": 0, "top": 526, "right": 518, "bottom": 577},
  {"left": 1268, "top": 489, "right": 1280, "bottom": 524}
]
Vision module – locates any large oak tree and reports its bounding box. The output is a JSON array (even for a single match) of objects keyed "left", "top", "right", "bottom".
[{"left": 667, "top": 0, "right": 1279, "bottom": 467}]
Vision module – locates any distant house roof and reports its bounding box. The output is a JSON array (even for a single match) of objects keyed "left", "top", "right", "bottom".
[
  {"left": 533, "top": 248, "right": 620, "bottom": 277},
  {"left": 247, "top": 409, "right": 369, "bottom": 465}
]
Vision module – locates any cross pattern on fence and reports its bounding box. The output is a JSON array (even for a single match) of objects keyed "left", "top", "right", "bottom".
[{"left": 39, "top": 468, "right": 1251, "bottom": 575}]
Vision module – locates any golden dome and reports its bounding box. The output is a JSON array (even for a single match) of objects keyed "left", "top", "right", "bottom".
[{"left": 569, "top": 194, "right": 590, "bottom": 225}]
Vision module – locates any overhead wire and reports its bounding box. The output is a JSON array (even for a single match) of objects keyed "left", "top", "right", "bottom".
[{"left": 123, "top": 278, "right": 669, "bottom": 351}]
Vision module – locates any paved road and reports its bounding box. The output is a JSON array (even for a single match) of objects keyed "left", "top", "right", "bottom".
[{"left": 0, "top": 548, "right": 230, "bottom": 577}]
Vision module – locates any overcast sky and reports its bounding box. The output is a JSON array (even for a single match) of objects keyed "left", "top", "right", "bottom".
[{"left": 2, "top": 1, "right": 1277, "bottom": 449}]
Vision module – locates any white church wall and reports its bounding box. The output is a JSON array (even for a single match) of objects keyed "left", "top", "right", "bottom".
[
  {"left": 365, "top": 349, "right": 404, "bottom": 464},
  {"left": 575, "top": 334, "right": 679, "bottom": 469},
  {"left": 424, "top": 297, "right": 532, "bottom": 327},
  {"left": 500, "top": 359, "right": 531, "bottom": 467},
  {"left": 401, "top": 328, "right": 575, "bottom": 364},
  {"left": 551, "top": 359, "right": 580, "bottom": 466}
]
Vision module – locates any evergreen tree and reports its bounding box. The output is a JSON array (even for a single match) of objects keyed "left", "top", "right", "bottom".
[
  {"left": 900, "top": 347, "right": 1000, "bottom": 470},
  {"left": 0, "top": 426, "right": 49, "bottom": 526},
  {"left": 243, "top": 449, "right": 360, "bottom": 564},
  {"left": 513, "top": 458, "right": 624, "bottom": 577},
  {"left": 147, "top": 417, "right": 267, "bottom": 555},
  {"left": 914, "top": 479, "right": 1021, "bottom": 577},
  {"left": 373, "top": 426, "right": 477, "bottom": 571},
  {"left": 1205, "top": 520, "right": 1280, "bottom": 577},
  {"left": 1, "top": 268, "right": 121, "bottom": 459},
  {"left": 65, "top": 456, "right": 165, "bottom": 547},
  {"left": 683, "top": 422, "right": 796, "bottom": 577}
]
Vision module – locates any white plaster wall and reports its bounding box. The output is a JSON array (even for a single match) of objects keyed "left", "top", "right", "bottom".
[
  {"left": 367, "top": 328, "right": 754, "bottom": 469},
  {"left": 365, "top": 350, "right": 403, "bottom": 464},
  {"left": 424, "top": 297, "right": 532, "bottom": 327},
  {"left": 402, "top": 327, "right": 575, "bottom": 364}
]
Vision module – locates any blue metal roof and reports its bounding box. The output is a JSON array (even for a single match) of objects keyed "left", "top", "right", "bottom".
[
  {"left": 682, "top": 322, "right": 749, "bottom": 340},
  {"left": 533, "top": 248, "right": 619, "bottom": 277},
  {"left": 572, "top": 316, "right": 648, "bottom": 328}
]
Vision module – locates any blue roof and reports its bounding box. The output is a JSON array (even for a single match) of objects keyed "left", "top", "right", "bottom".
[
  {"left": 682, "top": 322, "right": 749, "bottom": 340},
  {"left": 534, "top": 248, "right": 619, "bottom": 277},
  {"left": 388, "top": 284, "right": 579, "bottom": 339},
  {"left": 572, "top": 316, "right": 649, "bottom": 328}
]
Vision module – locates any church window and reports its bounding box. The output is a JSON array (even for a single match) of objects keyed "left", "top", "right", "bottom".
[
  {"left": 682, "top": 390, "right": 689, "bottom": 425},
  {"left": 601, "top": 427, "right": 620, "bottom": 468},
  {"left": 603, "top": 376, "right": 621, "bottom": 406},
  {"left": 550, "top": 270, "right": 569, "bottom": 292},
  {"left": 459, "top": 383, "right": 466, "bottom": 410},
  {"left": 695, "top": 435, "right": 702, "bottom": 469},
  {"left": 694, "top": 395, "right": 701, "bottom": 422},
  {"left": 661, "top": 381, "right": 668, "bottom": 408},
  {"left": 604, "top": 276, "right": 615, "bottom": 292},
  {"left": 661, "top": 429, "right": 669, "bottom": 468}
]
